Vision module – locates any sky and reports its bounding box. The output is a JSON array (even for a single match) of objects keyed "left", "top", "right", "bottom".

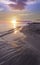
[
  {"left": 0, "top": 0, "right": 40, "bottom": 13},
  {"left": 0, "top": 0, "right": 40, "bottom": 32}
]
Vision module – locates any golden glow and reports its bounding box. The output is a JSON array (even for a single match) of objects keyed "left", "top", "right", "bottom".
[
  {"left": 11, "top": 18, "right": 18, "bottom": 34},
  {"left": 12, "top": 18, "right": 17, "bottom": 29},
  {"left": 13, "top": 30, "right": 18, "bottom": 34},
  {"left": 11, "top": 18, "right": 22, "bottom": 34}
]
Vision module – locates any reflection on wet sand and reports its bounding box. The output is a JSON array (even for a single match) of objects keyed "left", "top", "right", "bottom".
[{"left": 0, "top": 23, "right": 40, "bottom": 65}]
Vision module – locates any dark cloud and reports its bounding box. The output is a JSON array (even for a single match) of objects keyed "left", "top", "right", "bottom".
[
  {"left": 10, "top": 0, "right": 16, "bottom": 2},
  {"left": 10, "top": 0, "right": 27, "bottom": 2},
  {"left": 9, "top": 0, "right": 36, "bottom": 10},
  {"left": 9, "top": 0, "right": 28, "bottom": 10}
]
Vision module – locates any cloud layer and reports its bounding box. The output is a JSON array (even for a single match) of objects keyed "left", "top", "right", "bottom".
[
  {"left": 0, "top": 2, "right": 11, "bottom": 12},
  {"left": 9, "top": 0, "right": 27, "bottom": 10},
  {"left": 27, "top": 2, "right": 40, "bottom": 13},
  {"left": 0, "top": 0, "right": 40, "bottom": 12}
]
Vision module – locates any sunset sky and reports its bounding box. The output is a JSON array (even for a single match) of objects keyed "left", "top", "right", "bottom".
[
  {"left": 0, "top": 0, "right": 40, "bottom": 12},
  {"left": 0, "top": 0, "right": 40, "bottom": 32}
]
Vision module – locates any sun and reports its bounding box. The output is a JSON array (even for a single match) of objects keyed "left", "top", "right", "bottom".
[
  {"left": 11, "top": 18, "right": 18, "bottom": 34},
  {"left": 12, "top": 18, "right": 17, "bottom": 29}
]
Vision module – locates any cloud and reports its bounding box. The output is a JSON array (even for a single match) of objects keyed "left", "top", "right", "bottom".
[
  {"left": 26, "top": 2, "right": 40, "bottom": 13},
  {"left": 9, "top": 0, "right": 28, "bottom": 10},
  {"left": 0, "top": 2, "right": 11, "bottom": 12},
  {"left": 0, "top": 0, "right": 40, "bottom": 11},
  {"left": 9, "top": 0, "right": 37, "bottom": 10},
  {"left": 37, "top": 0, "right": 40, "bottom": 2},
  {"left": 26, "top": 0, "right": 36, "bottom": 5},
  {"left": 0, "top": 0, "right": 16, "bottom": 4},
  {"left": 0, "top": 0, "right": 17, "bottom": 12}
]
